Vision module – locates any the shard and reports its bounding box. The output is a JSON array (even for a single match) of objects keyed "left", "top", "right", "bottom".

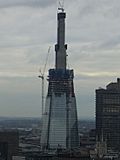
[{"left": 41, "top": 8, "right": 79, "bottom": 150}]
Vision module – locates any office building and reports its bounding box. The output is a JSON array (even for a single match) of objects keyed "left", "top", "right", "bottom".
[
  {"left": 0, "top": 130, "right": 19, "bottom": 160},
  {"left": 96, "top": 78, "right": 120, "bottom": 151}
]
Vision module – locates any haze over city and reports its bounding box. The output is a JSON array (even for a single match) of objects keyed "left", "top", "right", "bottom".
[{"left": 0, "top": 0, "right": 120, "bottom": 119}]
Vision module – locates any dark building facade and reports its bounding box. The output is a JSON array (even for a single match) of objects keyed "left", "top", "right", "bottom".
[
  {"left": 96, "top": 78, "right": 120, "bottom": 151},
  {"left": 0, "top": 130, "right": 19, "bottom": 160}
]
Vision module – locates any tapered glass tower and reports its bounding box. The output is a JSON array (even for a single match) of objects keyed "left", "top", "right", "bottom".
[{"left": 41, "top": 8, "right": 79, "bottom": 150}]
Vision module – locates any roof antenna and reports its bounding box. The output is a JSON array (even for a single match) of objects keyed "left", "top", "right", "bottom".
[{"left": 58, "top": 0, "right": 64, "bottom": 12}]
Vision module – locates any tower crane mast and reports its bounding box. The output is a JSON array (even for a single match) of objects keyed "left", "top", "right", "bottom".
[
  {"left": 38, "top": 46, "right": 51, "bottom": 116},
  {"left": 58, "top": 0, "right": 65, "bottom": 12}
]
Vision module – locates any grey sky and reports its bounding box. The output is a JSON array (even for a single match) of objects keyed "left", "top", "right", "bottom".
[
  {"left": 0, "top": 0, "right": 56, "bottom": 8},
  {"left": 0, "top": 0, "right": 120, "bottom": 119}
]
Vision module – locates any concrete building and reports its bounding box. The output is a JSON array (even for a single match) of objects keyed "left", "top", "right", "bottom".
[
  {"left": 96, "top": 78, "right": 120, "bottom": 151},
  {"left": 40, "top": 8, "right": 79, "bottom": 150},
  {"left": 0, "top": 130, "right": 19, "bottom": 160}
]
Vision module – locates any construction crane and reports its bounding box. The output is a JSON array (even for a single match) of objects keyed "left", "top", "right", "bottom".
[
  {"left": 58, "top": 0, "right": 65, "bottom": 12},
  {"left": 38, "top": 46, "right": 51, "bottom": 116}
]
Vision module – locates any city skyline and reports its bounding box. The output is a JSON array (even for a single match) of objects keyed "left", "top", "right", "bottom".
[{"left": 0, "top": 0, "right": 120, "bottom": 119}]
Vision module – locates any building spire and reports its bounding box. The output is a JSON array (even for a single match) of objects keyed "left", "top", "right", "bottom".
[{"left": 55, "top": 1, "right": 67, "bottom": 70}]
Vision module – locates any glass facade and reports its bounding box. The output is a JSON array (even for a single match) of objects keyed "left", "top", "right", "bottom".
[
  {"left": 96, "top": 78, "right": 120, "bottom": 151},
  {"left": 40, "top": 68, "right": 79, "bottom": 150},
  {"left": 69, "top": 98, "right": 79, "bottom": 148},
  {"left": 41, "top": 73, "right": 79, "bottom": 150},
  {"left": 40, "top": 97, "right": 50, "bottom": 149},
  {"left": 49, "top": 93, "right": 67, "bottom": 148}
]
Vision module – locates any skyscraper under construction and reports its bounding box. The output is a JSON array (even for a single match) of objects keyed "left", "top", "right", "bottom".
[{"left": 41, "top": 8, "right": 79, "bottom": 150}]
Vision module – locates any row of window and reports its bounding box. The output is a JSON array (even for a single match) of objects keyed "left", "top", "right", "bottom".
[{"left": 103, "top": 107, "right": 120, "bottom": 113}]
